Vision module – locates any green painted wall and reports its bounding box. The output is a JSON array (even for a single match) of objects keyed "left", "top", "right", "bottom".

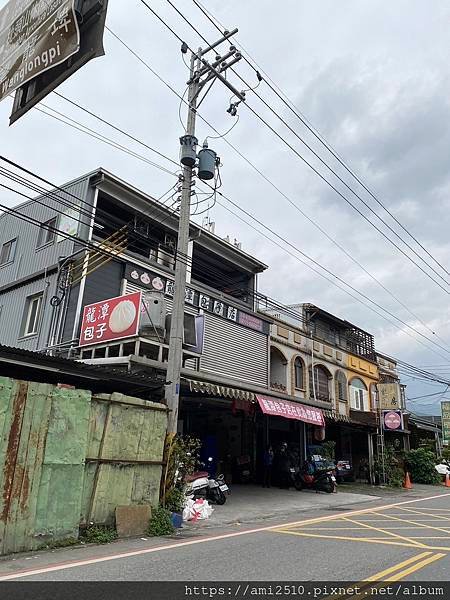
[{"left": 0, "top": 379, "right": 167, "bottom": 555}]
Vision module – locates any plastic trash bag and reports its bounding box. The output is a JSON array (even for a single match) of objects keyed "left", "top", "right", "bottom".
[{"left": 183, "top": 497, "right": 214, "bottom": 522}]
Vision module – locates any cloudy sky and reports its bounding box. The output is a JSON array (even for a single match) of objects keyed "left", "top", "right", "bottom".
[{"left": 1, "top": 0, "right": 449, "bottom": 414}]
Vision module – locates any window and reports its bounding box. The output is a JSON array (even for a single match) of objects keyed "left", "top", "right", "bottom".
[
  {"left": 36, "top": 217, "right": 57, "bottom": 247},
  {"left": 294, "top": 357, "right": 304, "bottom": 389},
  {"left": 0, "top": 238, "right": 16, "bottom": 265},
  {"left": 353, "top": 388, "right": 364, "bottom": 411},
  {"left": 350, "top": 378, "right": 368, "bottom": 411},
  {"left": 336, "top": 371, "right": 348, "bottom": 402},
  {"left": 23, "top": 294, "right": 43, "bottom": 336},
  {"left": 310, "top": 365, "right": 330, "bottom": 401}
]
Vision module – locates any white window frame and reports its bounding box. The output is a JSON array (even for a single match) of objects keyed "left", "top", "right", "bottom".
[
  {"left": 353, "top": 388, "right": 366, "bottom": 411},
  {"left": 36, "top": 217, "right": 57, "bottom": 248},
  {"left": 23, "top": 294, "right": 43, "bottom": 337},
  {"left": 0, "top": 238, "right": 16, "bottom": 265}
]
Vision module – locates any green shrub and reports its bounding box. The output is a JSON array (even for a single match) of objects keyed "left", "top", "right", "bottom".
[
  {"left": 405, "top": 448, "right": 441, "bottom": 485},
  {"left": 374, "top": 445, "right": 404, "bottom": 487},
  {"left": 81, "top": 526, "right": 118, "bottom": 545},
  {"left": 164, "top": 486, "right": 185, "bottom": 513},
  {"left": 147, "top": 506, "right": 175, "bottom": 537},
  {"left": 441, "top": 447, "right": 450, "bottom": 461}
]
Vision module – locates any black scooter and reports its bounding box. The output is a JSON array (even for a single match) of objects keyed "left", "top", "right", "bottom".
[{"left": 295, "top": 460, "right": 336, "bottom": 494}]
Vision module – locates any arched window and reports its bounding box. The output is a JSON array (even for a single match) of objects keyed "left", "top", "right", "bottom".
[
  {"left": 309, "top": 365, "right": 331, "bottom": 401},
  {"left": 336, "top": 371, "right": 348, "bottom": 402},
  {"left": 294, "top": 357, "right": 304, "bottom": 389},
  {"left": 270, "top": 346, "right": 288, "bottom": 392},
  {"left": 350, "top": 378, "right": 368, "bottom": 411}
]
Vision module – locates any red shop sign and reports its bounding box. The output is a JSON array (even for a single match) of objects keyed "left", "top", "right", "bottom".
[
  {"left": 79, "top": 292, "right": 142, "bottom": 347},
  {"left": 256, "top": 395, "right": 324, "bottom": 426},
  {"left": 383, "top": 410, "right": 403, "bottom": 431}
]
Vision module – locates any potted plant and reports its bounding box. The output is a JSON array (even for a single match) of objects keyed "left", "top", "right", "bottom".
[{"left": 165, "top": 486, "right": 185, "bottom": 528}]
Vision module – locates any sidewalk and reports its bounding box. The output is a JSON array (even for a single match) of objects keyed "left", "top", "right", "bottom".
[{"left": 185, "top": 483, "right": 379, "bottom": 529}]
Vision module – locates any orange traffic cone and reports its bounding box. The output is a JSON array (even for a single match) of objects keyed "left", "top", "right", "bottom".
[
  {"left": 403, "top": 471, "right": 413, "bottom": 489},
  {"left": 444, "top": 473, "right": 450, "bottom": 488}
]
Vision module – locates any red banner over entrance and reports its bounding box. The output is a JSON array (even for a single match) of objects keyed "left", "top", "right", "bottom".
[{"left": 256, "top": 395, "right": 324, "bottom": 426}]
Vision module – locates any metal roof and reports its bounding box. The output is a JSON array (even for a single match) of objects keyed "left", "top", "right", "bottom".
[{"left": 0, "top": 345, "right": 164, "bottom": 397}]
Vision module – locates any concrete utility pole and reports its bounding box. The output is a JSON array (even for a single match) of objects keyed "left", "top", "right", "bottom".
[{"left": 165, "top": 31, "right": 245, "bottom": 436}]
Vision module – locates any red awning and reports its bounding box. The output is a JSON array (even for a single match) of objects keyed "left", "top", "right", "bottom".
[{"left": 256, "top": 395, "right": 324, "bottom": 426}]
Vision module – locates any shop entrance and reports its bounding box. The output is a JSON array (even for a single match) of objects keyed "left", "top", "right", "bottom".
[{"left": 180, "top": 396, "right": 255, "bottom": 485}]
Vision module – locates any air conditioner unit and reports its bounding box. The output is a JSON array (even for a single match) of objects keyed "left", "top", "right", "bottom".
[
  {"left": 139, "top": 292, "right": 166, "bottom": 339},
  {"left": 157, "top": 247, "right": 175, "bottom": 269}
]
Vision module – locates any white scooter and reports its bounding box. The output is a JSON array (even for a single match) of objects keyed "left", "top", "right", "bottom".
[
  {"left": 185, "top": 457, "right": 229, "bottom": 505},
  {"left": 435, "top": 460, "right": 450, "bottom": 477}
]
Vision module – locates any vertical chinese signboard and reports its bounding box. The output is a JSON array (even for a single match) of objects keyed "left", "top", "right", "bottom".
[
  {"left": 441, "top": 401, "right": 450, "bottom": 446},
  {"left": 0, "top": 0, "right": 81, "bottom": 103},
  {"left": 79, "top": 292, "right": 142, "bottom": 347}
]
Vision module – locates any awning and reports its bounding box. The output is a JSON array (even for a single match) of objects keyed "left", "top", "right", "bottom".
[
  {"left": 188, "top": 379, "right": 255, "bottom": 401},
  {"left": 256, "top": 394, "right": 324, "bottom": 426}
]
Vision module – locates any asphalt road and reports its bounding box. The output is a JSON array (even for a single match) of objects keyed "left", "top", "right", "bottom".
[{"left": 1, "top": 489, "right": 449, "bottom": 586}]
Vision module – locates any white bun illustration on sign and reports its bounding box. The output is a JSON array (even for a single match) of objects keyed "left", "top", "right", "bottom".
[
  {"left": 109, "top": 300, "right": 137, "bottom": 333},
  {"left": 152, "top": 277, "right": 164, "bottom": 291}
]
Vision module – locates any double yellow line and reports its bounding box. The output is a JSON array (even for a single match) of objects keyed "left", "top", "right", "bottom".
[
  {"left": 365, "top": 551, "right": 446, "bottom": 582},
  {"left": 329, "top": 552, "right": 446, "bottom": 600}
]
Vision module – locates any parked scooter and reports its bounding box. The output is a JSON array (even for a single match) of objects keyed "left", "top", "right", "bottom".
[
  {"left": 185, "top": 458, "right": 229, "bottom": 505},
  {"left": 435, "top": 459, "right": 450, "bottom": 477},
  {"left": 295, "top": 456, "right": 336, "bottom": 493}
]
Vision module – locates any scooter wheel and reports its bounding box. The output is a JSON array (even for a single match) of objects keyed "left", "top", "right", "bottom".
[
  {"left": 325, "top": 482, "right": 334, "bottom": 494},
  {"left": 210, "top": 488, "right": 227, "bottom": 505}
]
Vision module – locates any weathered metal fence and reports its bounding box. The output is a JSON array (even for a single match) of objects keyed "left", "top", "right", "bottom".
[{"left": 0, "top": 378, "right": 167, "bottom": 555}]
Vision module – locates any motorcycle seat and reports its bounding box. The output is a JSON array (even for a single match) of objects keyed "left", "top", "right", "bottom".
[{"left": 185, "top": 471, "right": 209, "bottom": 482}]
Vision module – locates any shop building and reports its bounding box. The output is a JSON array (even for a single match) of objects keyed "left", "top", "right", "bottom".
[
  {"left": 262, "top": 303, "right": 380, "bottom": 480},
  {"left": 0, "top": 169, "right": 275, "bottom": 480}
]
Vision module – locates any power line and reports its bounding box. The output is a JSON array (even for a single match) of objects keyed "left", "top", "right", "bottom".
[
  {"left": 101, "top": 24, "right": 450, "bottom": 358},
  {"left": 158, "top": 0, "right": 448, "bottom": 292},
  {"left": 53, "top": 90, "right": 179, "bottom": 170},
  {"left": 190, "top": 0, "right": 450, "bottom": 281},
  {"left": 20, "top": 28, "right": 448, "bottom": 362}
]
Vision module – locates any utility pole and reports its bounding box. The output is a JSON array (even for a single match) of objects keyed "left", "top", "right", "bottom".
[{"left": 164, "top": 30, "right": 245, "bottom": 437}]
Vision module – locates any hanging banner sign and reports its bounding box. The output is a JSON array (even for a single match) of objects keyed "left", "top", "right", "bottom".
[
  {"left": 441, "top": 401, "right": 450, "bottom": 446},
  {"left": 0, "top": 0, "right": 81, "bottom": 103},
  {"left": 256, "top": 395, "right": 325, "bottom": 426},
  {"left": 79, "top": 291, "right": 142, "bottom": 347}
]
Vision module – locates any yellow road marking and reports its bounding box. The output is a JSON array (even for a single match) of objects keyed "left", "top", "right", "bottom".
[
  {"left": 345, "top": 517, "right": 450, "bottom": 522},
  {"left": 363, "top": 551, "right": 433, "bottom": 581},
  {"left": 387, "top": 552, "right": 446, "bottom": 581},
  {"left": 342, "top": 516, "right": 427, "bottom": 548},
  {"left": 371, "top": 511, "right": 450, "bottom": 535},
  {"left": 406, "top": 507, "right": 450, "bottom": 512},
  {"left": 302, "top": 526, "right": 449, "bottom": 531},
  {"left": 270, "top": 528, "right": 450, "bottom": 552},
  {"left": 400, "top": 506, "right": 450, "bottom": 523},
  {"left": 272, "top": 492, "right": 450, "bottom": 531},
  {"left": 271, "top": 529, "right": 421, "bottom": 548}
]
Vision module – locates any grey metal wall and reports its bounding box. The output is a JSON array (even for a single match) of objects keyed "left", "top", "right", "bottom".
[
  {"left": 201, "top": 313, "right": 268, "bottom": 387},
  {"left": 0, "top": 174, "right": 93, "bottom": 289},
  {"left": 0, "top": 273, "right": 58, "bottom": 350},
  {"left": 126, "top": 279, "right": 269, "bottom": 387},
  {"left": 61, "top": 260, "right": 124, "bottom": 344}
]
